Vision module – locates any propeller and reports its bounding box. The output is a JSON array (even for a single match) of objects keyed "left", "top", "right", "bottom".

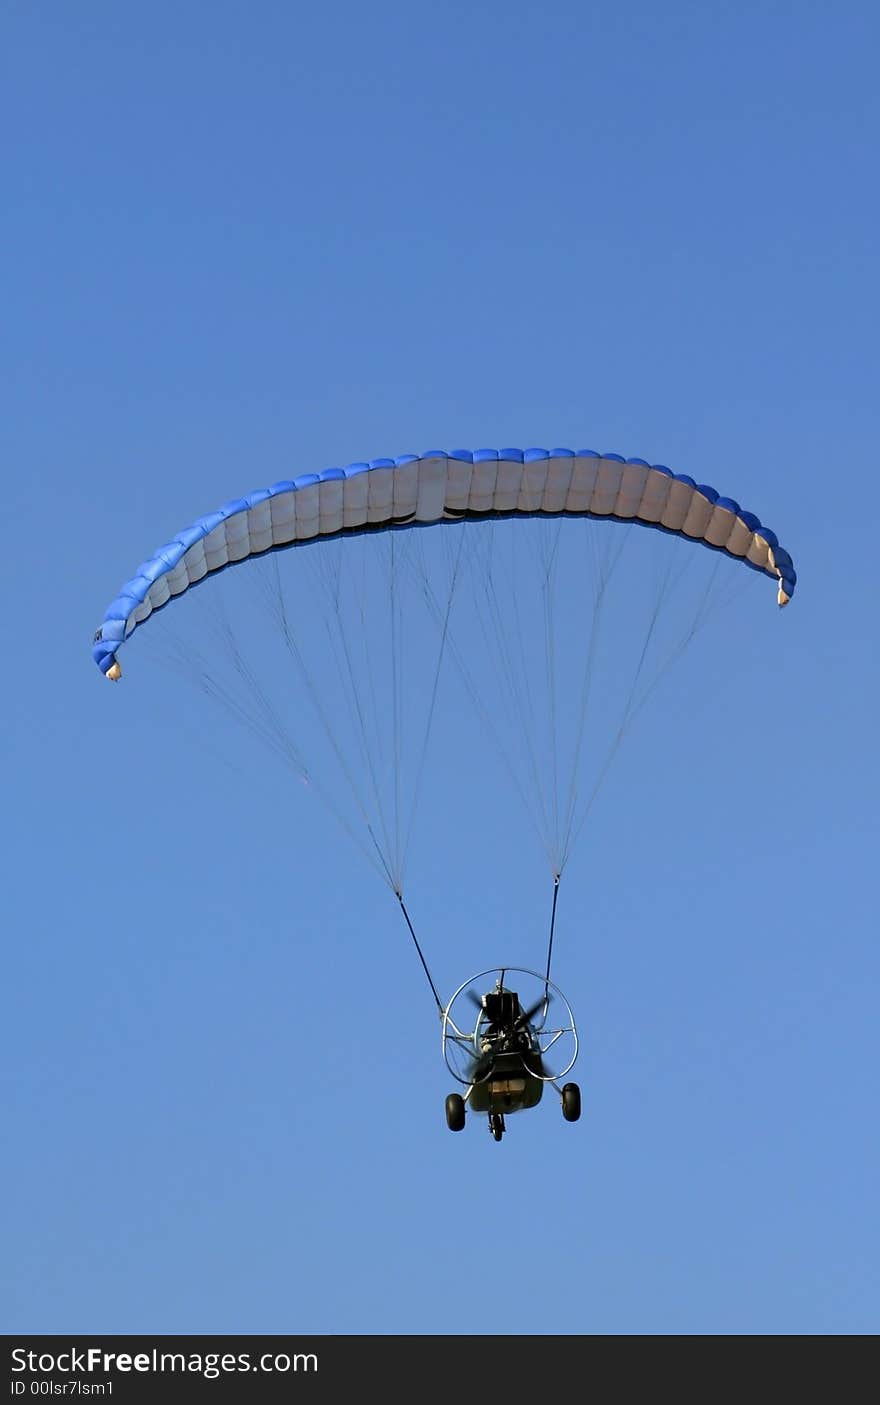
[
  {"left": 462, "top": 988, "right": 551, "bottom": 1083},
  {"left": 513, "top": 994, "right": 549, "bottom": 1031},
  {"left": 466, "top": 1052, "right": 495, "bottom": 1084}
]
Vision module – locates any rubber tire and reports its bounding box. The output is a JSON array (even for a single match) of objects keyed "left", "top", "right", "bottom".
[
  {"left": 445, "top": 1093, "right": 466, "bottom": 1132},
  {"left": 561, "top": 1082, "right": 581, "bottom": 1122}
]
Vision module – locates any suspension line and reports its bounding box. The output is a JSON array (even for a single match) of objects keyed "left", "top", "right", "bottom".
[
  {"left": 396, "top": 892, "right": 443, "bottom": 1012},
  {"left": 544, "top": 873, "right": 561, "bottom": 989}
]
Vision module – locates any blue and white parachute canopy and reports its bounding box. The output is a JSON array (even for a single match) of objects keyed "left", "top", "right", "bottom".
[{"left": 93, "top": 448, "right": 796, "bottom": 678}]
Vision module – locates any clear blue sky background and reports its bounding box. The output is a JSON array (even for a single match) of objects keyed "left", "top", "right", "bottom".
[{"left": 3, "top": 0, "right": 878, "bottom": 1335}]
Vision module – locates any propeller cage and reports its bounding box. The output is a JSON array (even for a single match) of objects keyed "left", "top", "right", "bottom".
[{"left": 441, "top": 966, "right": 579, "bottom": 1089}]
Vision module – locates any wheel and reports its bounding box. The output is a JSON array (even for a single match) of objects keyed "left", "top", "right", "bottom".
[
  {"left": 561, "top": 1082, "right": 581, "bottom": 1122},
  {"left": 490, "top": 1113, "right": 505, "bottom": 1141},
  {"left": 445, "top": 1093, "right": 466, "bottom": 1132}
]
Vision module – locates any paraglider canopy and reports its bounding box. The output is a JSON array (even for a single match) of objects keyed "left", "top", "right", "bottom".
[
  {"left": 92, "top": 443, "right": 796, "bottom": 1019},
  {"left": 93, "top": 448, "right": 795, "bottom": 681}
]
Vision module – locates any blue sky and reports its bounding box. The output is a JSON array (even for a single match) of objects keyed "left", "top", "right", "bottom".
[{"left": 3, "top": 0, "right": 878, "bottom": 1335}]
